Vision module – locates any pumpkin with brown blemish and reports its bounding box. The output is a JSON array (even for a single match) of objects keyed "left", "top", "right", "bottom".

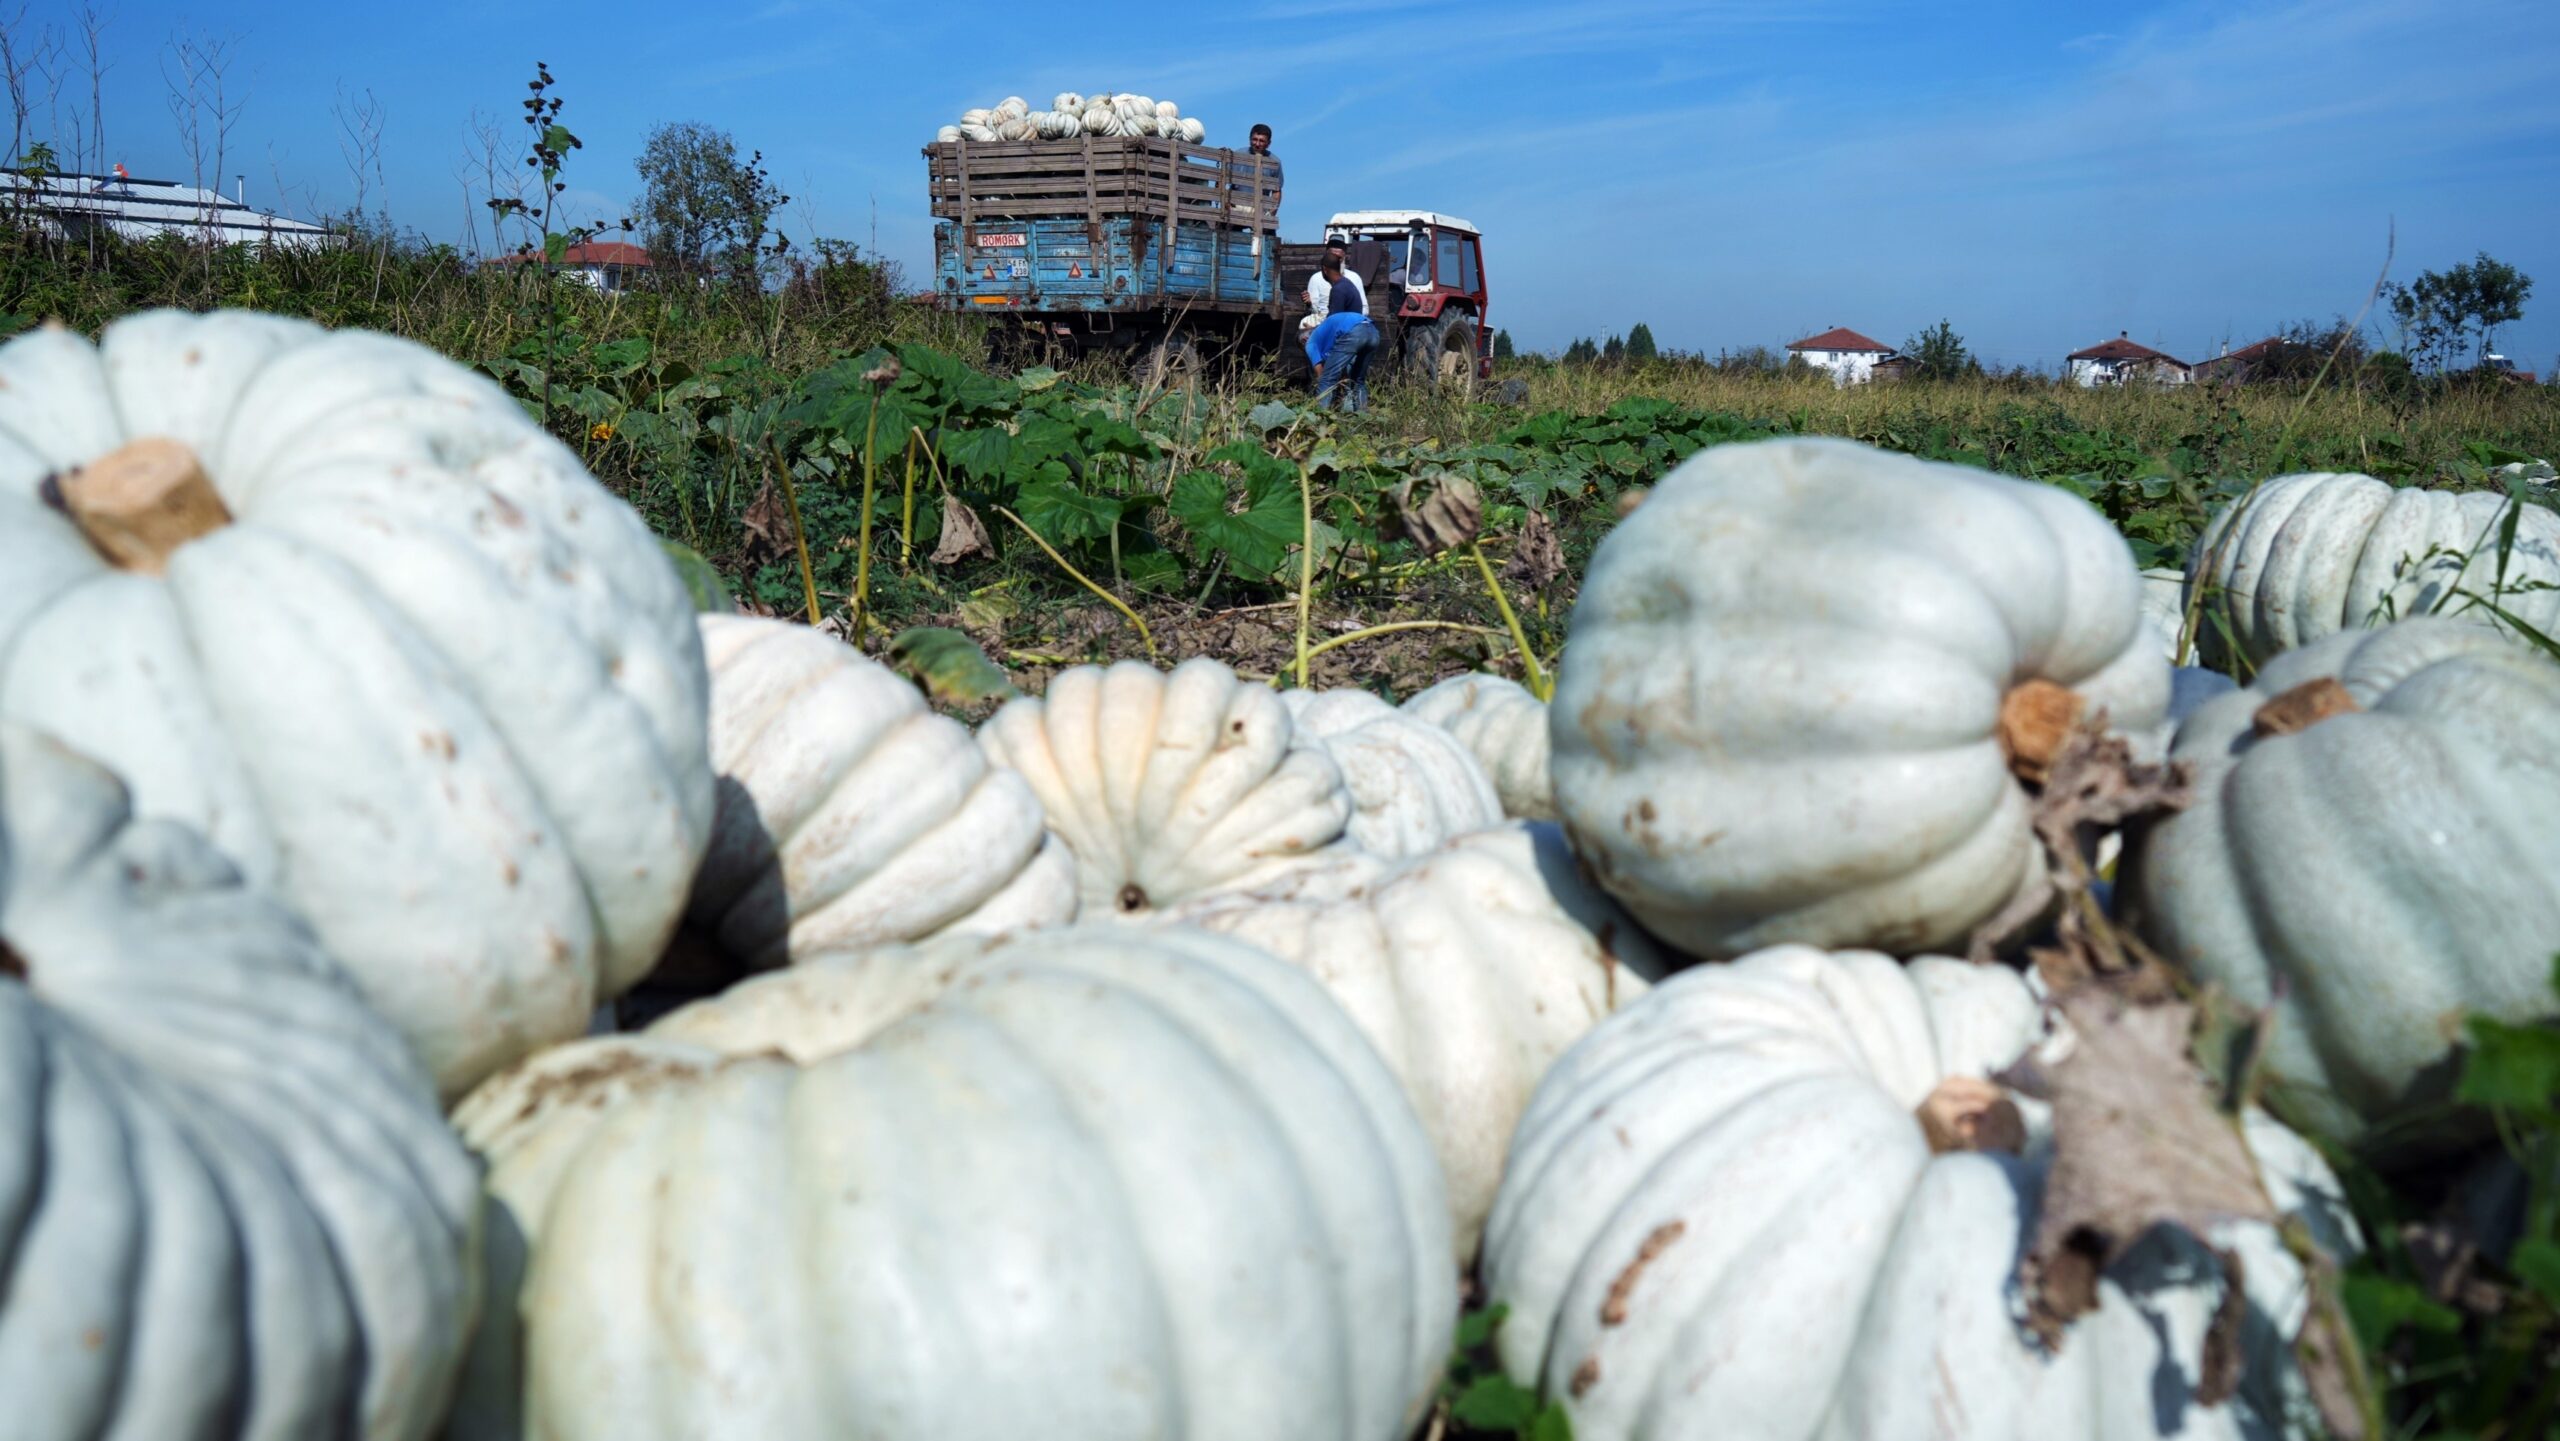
[
  {"left": 446, "top": 923, "right": 1453, "bottom": 1441},
  {"left": 1548, "top": 437, "right": 2170, "bottom": 959},
  {"left": 0, "top": 309, "right": 716, "bottom": 1100},
  {"left": 2124, "top": 616, "right": 2560, "bottom": 1146},
  {"left": 1480, "top": 943, "right": 2354, "bottom": 1441}
]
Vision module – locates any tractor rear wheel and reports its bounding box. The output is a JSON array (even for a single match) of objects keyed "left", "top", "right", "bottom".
[{"left": 1406, "top": 312, "right": 1480, "bottom": 398}]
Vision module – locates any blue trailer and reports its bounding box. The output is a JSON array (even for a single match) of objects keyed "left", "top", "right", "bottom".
[{"left": 924, "top": 135, "right": 1291, "bottom": 384}]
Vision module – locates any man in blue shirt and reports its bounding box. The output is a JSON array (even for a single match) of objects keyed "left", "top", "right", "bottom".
[{"left": 1305, "top": 297, "right": 1380, "bottom": 413}]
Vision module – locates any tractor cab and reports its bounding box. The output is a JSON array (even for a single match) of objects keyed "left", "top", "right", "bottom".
[{"left": 1309, "top": 209, "right": 1493, "bottom": 386}]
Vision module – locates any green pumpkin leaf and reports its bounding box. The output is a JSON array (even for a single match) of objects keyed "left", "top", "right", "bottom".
[
  {"left": 2513, "top": 1238, "right": 2560, "bottom": 1307},
  {"left": 590, "top": 337, "right": 652, "bottom": 375},
  {"left": 1449, "top": 1376, "right": 1540, "bottom": 1432},
  {"left": 1248, "top": 400, "right": 1299, "bottom": 433},
  {"left": 884, "top": 627, "right": 1018, "bottom": 706},
  {"left": 1170, "top": 469, "right": 1300, "bottom": 580},
  {"left": 1016, "top": 476, "right": 1125, "bottom": 544},
  {"left": 2340, "top": 1272, "right": 2462, "bottom": 1355},
  {"left": 2457, "top": 1014, "right": 2560, "bottom": 1113},
  {"left": 658, "top": 539, "right": 732, "bottom": 613},
  {"left": 1453, "top": 1302, "right": 1509, "bottom": 1352},
  {"left": 1527, "top": 1404, "right": 1575, "bottom": 1441}
]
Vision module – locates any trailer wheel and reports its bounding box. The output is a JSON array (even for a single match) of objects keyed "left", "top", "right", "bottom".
[
  {"left": 1408, "top": 313, "right": 1480, "bottom": 398},
  {"left": 1133, "top": 332, "right": 1203, "bottom": 393}
]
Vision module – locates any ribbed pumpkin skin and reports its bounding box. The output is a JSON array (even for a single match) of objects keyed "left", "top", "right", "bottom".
[
  {"left": 1279, "top": 687, "right": 1504, "bottom": 859},
  {"left": 1403, "top": 672, "right": 1556, "bottom": 821},
  {"left": 1550, "top": 437, "right": 2169, "bottom": 959},
  {"left": 448, "top": 924, "right": 1455, "bottom": 1441},
  {"left": 977, "top": 657, "right": 1355, "bottom": 917},
  {"left": 2125, "top": 617, "right": 2560, "bottom": 1145},
  {"left": 0, "top": 310, "right": 715, "bottom": 1100},
  {"left": 0, "top": 722, "right": 482, "bottom": 1441},
  {"left": 2184, "top": 470, "right": 2560, "bottom": 671},
  {"left": 688, "top": 613, "right": 1075, "bottom": 967},
  {"left": 1163, "top": 820, "right": 1667, "bottom": 1262},
  {"left": 1482, "top": 944, "right": 2355, "bottom": 1441}
]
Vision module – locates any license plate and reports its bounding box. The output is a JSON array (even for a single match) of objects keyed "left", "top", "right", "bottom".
[{"left": 976, "top": 232, "right": 1026, "bottom": 248}]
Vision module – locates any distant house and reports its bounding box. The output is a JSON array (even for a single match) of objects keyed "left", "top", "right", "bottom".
[
  {"left": 0, "top": 168, "right": 331, "bottom": 250},
  {"left": 483, "top": 240, "right": 655, "bottom": 293},
  {"left": 2067, "top": 331, "right": 2192, "bottom": 387},
  {"left": 2193, "top": 336, "right": 2289, "bottom": 384},
  {"left": 1785, "top": 326, "right": 1896, "bottom": 386}
]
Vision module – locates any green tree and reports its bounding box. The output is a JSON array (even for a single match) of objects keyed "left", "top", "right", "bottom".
[
  {"left": 1625, "top": 322, "right": 1657, "bottom": 362},
  {"left": 1899, "top": 318, "right": 1976, "bottom": 381},
  {"left": 634, "top": 121, "right": 791, "bottom": 294},
  {"left": 1563, "top": 337, "right": 1598, "bottom": 365},
  {"left": 2388, "top": 252, "right": 2533, "bottom": 372},
  {"left": 1492, "top": 328, "right": 1516, "bottom": 360},
  {"left": 1601, "top": 333, "right": 1626, "bottom": 365}
]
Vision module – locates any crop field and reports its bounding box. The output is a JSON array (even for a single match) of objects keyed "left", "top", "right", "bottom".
[{"left": 8, "top": 225, "right": 2560, "bottom": 1438}]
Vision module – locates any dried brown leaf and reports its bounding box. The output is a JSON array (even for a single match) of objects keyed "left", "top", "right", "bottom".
[
  {"left": 1994, "top": 991, "right": 2274, "bottom": 1353},
  {"left": 1966, "top": 714, "right": 2191, "bottom": 977},
  {"left": 929, "top": 494, "right": 993, "bottom": 565},
  {"left": 1386, "top": 470, "right": 1482, "bottom": 556},
  {"left": 738, "top": 477, "right": 790, "bottom": 571},
  {"left": 1502, "top": 506, "right": 1566, "bottom": 591}
]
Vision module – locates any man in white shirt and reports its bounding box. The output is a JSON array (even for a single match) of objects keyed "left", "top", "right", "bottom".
[{"left": 1305, "top": 236, "right": 1366, "bottom": 320}]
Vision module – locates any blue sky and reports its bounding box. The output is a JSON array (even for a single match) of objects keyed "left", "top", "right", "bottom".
[{"left": 14, "top": 0, "right": 2560, "bottom": 371}]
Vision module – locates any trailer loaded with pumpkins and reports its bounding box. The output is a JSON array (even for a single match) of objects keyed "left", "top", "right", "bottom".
[{"left": 922, "top": 130, "right": 1494, "bottom": 393}]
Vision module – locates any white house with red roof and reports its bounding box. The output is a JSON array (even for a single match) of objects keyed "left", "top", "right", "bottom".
[
  {"left": 1785, "top": 326, "right": 1896, "bottom": 386},
  {"left": 2067, "top": 331, "right": 2193, "bottom": 387},
  {"left": 484, "top": 239, "right": 655, "bottom": 293}
]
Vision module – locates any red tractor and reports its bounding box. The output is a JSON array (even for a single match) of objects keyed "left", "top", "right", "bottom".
[{"left": 1280, "top": 210, "right": 1493, "bottom": 392}]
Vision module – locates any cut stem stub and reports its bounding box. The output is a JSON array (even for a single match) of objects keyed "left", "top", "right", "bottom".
[
  {"left": 1998, "top": 678, "right": 2085, "bottom": 785},
  {"left": 1917, "top": 1074, "right": 2028, "bottom": 1155},
  {"left": 45, "top": 437, "right": 231, "bottom": 575}
]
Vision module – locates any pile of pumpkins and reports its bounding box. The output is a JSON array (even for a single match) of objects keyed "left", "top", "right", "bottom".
[
  {"left": 934, "top": 92, "right": 1209, "bottom": 146},
  {"left": 1, "top": 308, "right": 2554, "bottom": 1441}
]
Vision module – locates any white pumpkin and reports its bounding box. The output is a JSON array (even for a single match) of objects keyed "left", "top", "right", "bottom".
[
  {"left": 1403, "top": 670, "right": 1555, "bottom": 820},
  {"left": 997, "top": 114, "right": 1037, "bottom": 141},
  {"left": 1081, "top": 104, "right": 1116, "bottom": 133},
  {"left": 1052, "top": 91, "right": 1085, "bottom": 114},
  {"left": 995, "top": 95, "right": 1030, "bottom": 119},
  {"left": 960, "top": 121, "right": 1001, "bottom": 143},
  {"left": 959, "top": 107, "right": 993, "bottom": 127},
  {"left": 2140, "top": 565, "right": 2191, "bottom": 660},
  {"left": 1550, "top": 436, "right": 2169, "bottom": 959},
  {"left": 2185, "top": 470, "right": 2560, "bottom": 671},
  {"left": 1154, "top": 99, "right": 1181, "bottom": 120},
  {"left": 1482, "top": 944, "right": 2357, "bottom": 1441},
  {"left": 1178, "top": 116, "right": 1207, "bottom": 144},
  {"left": 0, "top": 721, "right": 482, "bottom": 1441},
  {"left": 1051, "top": 111, "right": 1083, "bottom": 139},
  {"left": 449, "top": 924, "right": 1455, "bottom": 1441},
  {"left": 687, "top": 613, "right": 1075, "bottom": 969},
  {"left": 0, "top": 310, "right": 714, "bottom": 1100},
  {"left": 977, "top": 657, "right": 1354, "bottom": 917},
  {"left": 1163, "top": 820, "right": 1668, "bottom": 1261},
  {"left": 1280, "top": 686, "right": 1503, "bottom": 858},
  {"left": 2123, "top": 616, "right": 2560, "bottom": 1145}
]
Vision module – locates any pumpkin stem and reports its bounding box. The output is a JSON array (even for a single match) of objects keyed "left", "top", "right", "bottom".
[
  {"left": 2251, "top": 677, "right": 2361, "bottom": 738},
  {"left": 0, "top": 939, "right": 25, "bottom": 982},
  {"left": 1917, "top": 1074, "right": 2027, "bottom": 1155},
  {"left": 43, "top": 436, "right": 232, "bottom": 575},
  {"left": 1998, "top": 678, "right": 2085, "bottom": 785}
]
